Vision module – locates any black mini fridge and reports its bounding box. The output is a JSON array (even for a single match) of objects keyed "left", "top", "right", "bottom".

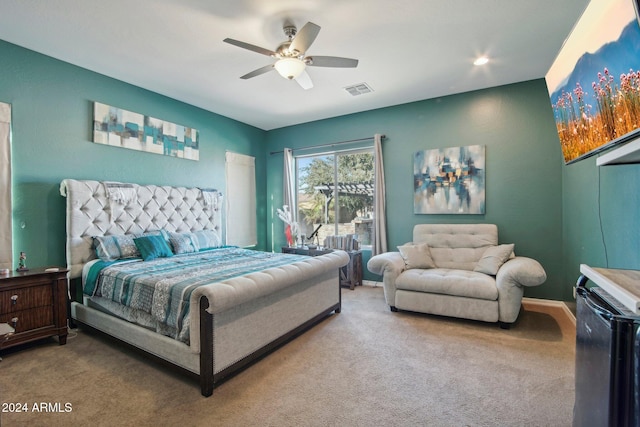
[{"left": 573, "top": 283, "right": 640, "bottom": 427}]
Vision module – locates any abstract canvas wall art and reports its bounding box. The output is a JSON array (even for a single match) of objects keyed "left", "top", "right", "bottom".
[
  {"left": 414, "top": 145, "right": 485, "bottom": 214},
  {"left": 93, "top": 102, "right": 199, "bottom": 161}
]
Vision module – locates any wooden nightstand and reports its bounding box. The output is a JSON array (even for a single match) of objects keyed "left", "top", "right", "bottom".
[
  {"left": 281, "top": 247, "right": 362, "bottom": 290},
  {"left": 0, "top": 267, "right": 69, "bottom": 350},
  {"left": 339, "top": 251, "right": 363, "bottom": 290}
]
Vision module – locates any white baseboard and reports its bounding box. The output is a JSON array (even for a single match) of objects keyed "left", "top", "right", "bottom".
[
  {"left": 359, "top": 287, "right": 576, "bottom": 327},
  {"left": 362, "top": 280, "right": 381, "bottom": 287},
  {"left": 522, "top": 297, "right": 576, "bottom": 327}
]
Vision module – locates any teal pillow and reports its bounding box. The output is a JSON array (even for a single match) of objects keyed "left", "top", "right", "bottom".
[{"left": 134, "top": 234, "right": 174, "bottom": 261}]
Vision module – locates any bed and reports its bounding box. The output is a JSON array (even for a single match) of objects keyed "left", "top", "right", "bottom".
[{"left": 61, "top": 179, "right": 349, "bottom": 397}]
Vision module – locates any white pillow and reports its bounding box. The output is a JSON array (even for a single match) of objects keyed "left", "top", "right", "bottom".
[
  {"left": 398, "top": 243, "right": 436, "bottom": 269},
  {"left": 474, "top": 244, "right": 515, "bottom": 275}
]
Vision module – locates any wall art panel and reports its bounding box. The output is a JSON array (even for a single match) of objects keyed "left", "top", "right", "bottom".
[
  {"left": 414, "top": 145, "right": 485, "bottom": 214},
  {"left": 93, "top": 102, "right": 199, "bottom": 161}
]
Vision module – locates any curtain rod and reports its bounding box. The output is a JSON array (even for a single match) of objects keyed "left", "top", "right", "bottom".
[{"left": 269, "top": 134, "right": 386, "bottom": 155}]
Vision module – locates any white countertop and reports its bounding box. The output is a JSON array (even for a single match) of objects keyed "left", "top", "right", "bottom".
[{"left": 580, "top": 264, "right": 640, "bottom": 315}]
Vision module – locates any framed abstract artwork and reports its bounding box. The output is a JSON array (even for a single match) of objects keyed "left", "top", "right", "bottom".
[
  {"left": 93, "top": 102, "right": 199, "bottom": 161},
  {"left": 414, "top": 145, "right": 485, "bottom": 214}
]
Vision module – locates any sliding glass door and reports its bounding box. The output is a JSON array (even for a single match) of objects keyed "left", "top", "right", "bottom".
[{"left": 296, "top": 148, "right": 374, "bottom": 248}]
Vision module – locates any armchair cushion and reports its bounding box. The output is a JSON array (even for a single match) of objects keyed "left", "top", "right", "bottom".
[
  {"left": 397, "top": 243, "right": 436, "bottom": 269},
  {"left": 474, "top": 244, "right": 515, "bottom": 275},
  {"left": 396, "top": 269, "right": 498, "bottom": 300}
]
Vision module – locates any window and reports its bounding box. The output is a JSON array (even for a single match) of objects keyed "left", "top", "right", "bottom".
[
  {"left": 225, "top": 151, "right": 256, "bottom": 247},
  {"left": 0, "top": 102, "right": 11, "bottom": 269},
  {"left": 296, "top": 148, "right": 374, "bottom": 248}
]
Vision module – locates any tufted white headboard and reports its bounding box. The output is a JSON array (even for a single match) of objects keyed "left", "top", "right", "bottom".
[{"left": 60, "top": 179, "right": 223, "bottom": 278}]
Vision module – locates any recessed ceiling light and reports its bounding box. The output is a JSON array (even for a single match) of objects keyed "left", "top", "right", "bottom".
[{"left": 474, "top": 56, "right": 489, "bottom": 66}]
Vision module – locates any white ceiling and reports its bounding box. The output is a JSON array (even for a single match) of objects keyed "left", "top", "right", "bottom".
[{"left": 0, "top": 0, "right": 589, "bottom": 131}]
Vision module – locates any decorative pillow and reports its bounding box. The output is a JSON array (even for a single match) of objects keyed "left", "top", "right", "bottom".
[
  {"left": 140, "top": 229, "right": 170, "bottom": 243},
  {"left": 168, "top": 231, "right": 200, "bottom": 254},
  {"left": 94, "top": 234, "right": 139, "bottom": 261},
  {"left": 397, "top": 243, "right": 436, "bottom": 269},
  {"left": 474, "top": 244, "right": 515, "bottom": 275},
  {"left": 192, "top": 229, "right": 221, "bottom": 250},
  {"left": 93, "top": 230, "right": 168, "bottom": 261},
  {"left": 133, "top": 234, "right": 174, "bottom": 261}
]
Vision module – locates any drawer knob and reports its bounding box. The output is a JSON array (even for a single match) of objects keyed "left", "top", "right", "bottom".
[
  {"left": 10, "top": 294, "right": 18, "bottom": 304},
  {"left": 11, "top": 317, "right": 18, "bottom": 328}
]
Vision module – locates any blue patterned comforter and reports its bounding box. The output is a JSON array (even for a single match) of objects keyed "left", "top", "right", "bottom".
[{"left": 84, "top": 247, "right": 307, "bottom": 343}]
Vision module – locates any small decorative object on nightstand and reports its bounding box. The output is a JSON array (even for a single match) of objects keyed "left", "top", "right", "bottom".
[
  {"left": 16, "top": 251, "right": 28, "bottom": 272},
  {"left": 276, "top": 205, "right": 299, "bottom": 247},
  {"left": 0, "top": 267, "right": 68, "bottom": 353}
]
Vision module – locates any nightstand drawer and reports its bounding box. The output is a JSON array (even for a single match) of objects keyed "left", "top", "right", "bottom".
[
  {"left": 0, "top": 285, "right": 53, "bottom": 313},
  {"left": 0, "top": 306, "right": 54, "bottom": 333},
  {"left": 0, "top": 267, "right": 68, "bottom": 350}
]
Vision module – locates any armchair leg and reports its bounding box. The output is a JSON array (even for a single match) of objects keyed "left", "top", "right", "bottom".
[
  {"left": 499, "top": 322, "right": 512, "bottom": 329},
  {"left": 390, "top": 306, "right": 398, "bottom": 312}
]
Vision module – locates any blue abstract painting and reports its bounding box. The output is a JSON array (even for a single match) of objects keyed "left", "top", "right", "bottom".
[
  {"left": 414, "top": 145, "right": 485, "bottom": 214},
  {"left": 93, "top": 102, "right": 199, "bottom": 161}
]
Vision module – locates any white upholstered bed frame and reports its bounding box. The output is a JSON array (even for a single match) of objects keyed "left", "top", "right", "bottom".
[{"left": 61, "top": 179, "right": 348, "bottom": 396}]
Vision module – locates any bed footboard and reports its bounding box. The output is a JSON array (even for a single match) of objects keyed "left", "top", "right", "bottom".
[
  {"left": 198, "top": 268, "right": 341, "bottom": 397},
  {"left": 199, "top": 297, "right": 214, "bottom": 397},
  {"left": 72, "top": 261, "right": 344, "bottom": 397}
]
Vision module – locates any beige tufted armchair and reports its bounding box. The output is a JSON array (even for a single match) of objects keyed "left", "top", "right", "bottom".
[{"left": 367, "top": 224, "right": 547, "bottom": 328}]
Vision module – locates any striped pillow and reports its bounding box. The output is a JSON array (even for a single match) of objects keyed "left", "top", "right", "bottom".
[{"left": 192, "top": 230, "right": 221, "bottom": 250}]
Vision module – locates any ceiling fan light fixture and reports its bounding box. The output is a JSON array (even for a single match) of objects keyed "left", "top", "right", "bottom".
[{"left": 274, "top": 57, "right": 306, "bottom": 80}]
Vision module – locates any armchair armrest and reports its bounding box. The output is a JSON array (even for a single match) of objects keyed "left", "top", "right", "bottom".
[
  {"left": 496, "top": 256, "right": 546, "bottom": 288},
  {"left": 367, "top": 251, "right": 405, "bottom": 276},
  {"left": 495, "top": 256, "right": 546, "bottom": 323},
  {"left": 367, "top": 252, "right": 406, "bottom": 306}
]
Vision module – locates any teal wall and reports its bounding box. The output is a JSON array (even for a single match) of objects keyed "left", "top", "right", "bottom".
[
  {"left": 562, "top": 157, "right": 640, "bottom": 299},
  {"left": 4, "top": 38, "right": 636, "bottom": 303},
  {"left": 266, "top": 80, "right": 565, "bottom": 300},
  {"left": 0, "top": 40, "right": 267, "bottom": 270}
]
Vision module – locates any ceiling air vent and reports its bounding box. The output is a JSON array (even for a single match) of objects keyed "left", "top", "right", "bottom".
[{"left": 344, "top": 82, "right": 374, "bottom": 96}]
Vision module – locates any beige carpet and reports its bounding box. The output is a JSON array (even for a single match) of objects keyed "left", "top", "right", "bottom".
[{"left": 0, "top": 285, "right": 575, "bottom": 427}]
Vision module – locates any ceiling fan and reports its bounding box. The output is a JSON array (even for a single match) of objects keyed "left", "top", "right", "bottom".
[{"left": 223, "top": 22, "right": 358, "bottom": 90}]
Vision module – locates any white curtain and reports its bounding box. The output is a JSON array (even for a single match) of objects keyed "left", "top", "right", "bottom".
[
  {"left": 225, "top": 151, "right": 257, "bottom": 247},
  {"left": 0, "top": 102, "right": 11, "bottom": 269},
  {"left": 372, "top": 133, "right": 387, "bottom": 255},
  {"left": 283, "top": 147, "right": 296, "bottom": 223}
]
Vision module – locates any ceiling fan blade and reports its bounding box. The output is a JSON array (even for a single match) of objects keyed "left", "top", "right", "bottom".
[
  {"left": 289, "top": 22, "right": 321, "bottom": 55},
  {"left": 306, "top": 56, "right": 359, "bottom": 68},
  {"left": 295, "top": 70, "right": 314, "bottom": 90},
  {"left": 240, "top": 64, "right": 275, "bottom": 79},
  {"left": 223, "top": 38, "right": 276, "bottom": 57}
]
